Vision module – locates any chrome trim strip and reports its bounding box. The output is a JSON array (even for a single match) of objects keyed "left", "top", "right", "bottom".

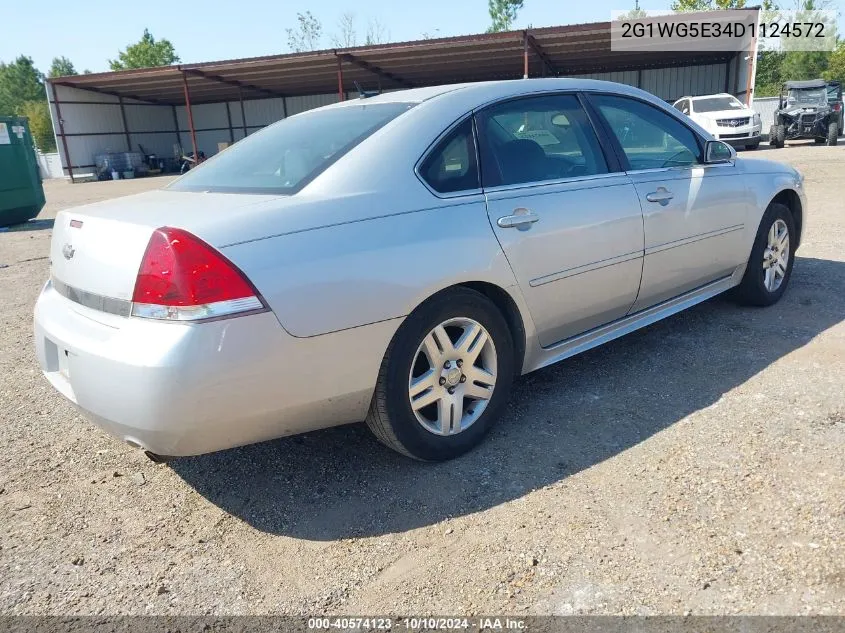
[
  {"left": 482, "top": 171, "right": 626, "bottom": 195},
  {"left": 529, "top": 249, "right": 643, "bottom": 288},
  {"left": 645, "top": 224, "right": 744, "bottom": 256},
  {"left": 52, "top": 277, "right": 132, "bottom": 317},
  {"left": 531, "top": 274, "right": 736, "bottom": 372},
  {"left": 52, "top": 277, "right": 270, "bottom": 323},
  {"left": 131, "top": 296, "right": 265, "bottom": 321},
  {"left": 624, "top": 162, "right": 735, "bottom": 176}
]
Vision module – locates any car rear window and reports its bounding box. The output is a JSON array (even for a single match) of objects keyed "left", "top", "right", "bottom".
[{"left": 168, "top": 102, "right": 414, "bottom": 195}]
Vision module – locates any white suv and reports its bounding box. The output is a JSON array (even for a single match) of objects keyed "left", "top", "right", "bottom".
[{"left": 673, "top": 93, "right": 762, "bottom": 150}]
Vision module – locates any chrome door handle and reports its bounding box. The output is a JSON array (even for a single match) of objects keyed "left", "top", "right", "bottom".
[
  {"left": 497, "top": 209, "right": 539, "bottom": 230},
  {"left": 645, "top": 188, "right": 674, "bottom": 204}
]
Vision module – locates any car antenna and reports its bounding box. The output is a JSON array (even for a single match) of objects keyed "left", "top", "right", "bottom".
[{"left": 353, "top": 81, "right": 380, "bottom": 99}]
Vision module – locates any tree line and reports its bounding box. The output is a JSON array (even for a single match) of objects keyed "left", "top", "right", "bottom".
[
  {"left": 0, "top": 29, "right": 179, "bottom": 152},
  {"left": 666, "top": 0, "right": 844, "bottom": 96},
  {"left": 2, "top": 1, "right": 843, "bottom": 153}
]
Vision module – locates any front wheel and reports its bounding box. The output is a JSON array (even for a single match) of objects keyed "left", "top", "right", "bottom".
[
  {"left": 770, "top": 124, "right": 785, "bottom": 148},
  {"left": 745, "top": 142, "right": 760, "bottom": 150},
  {"left": 730, "top": 203, "right": 795, "bottom": 307},
  {"left": 366, "top": 287, "right": 515, "bottom": 461},
  {"left": 827, "top": 121, "right": 838, "bottom": 146}
]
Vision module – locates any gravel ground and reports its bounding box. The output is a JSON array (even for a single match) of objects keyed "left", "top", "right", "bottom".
[{"left": 1, "top": 145, "right": 843, "bottom": 616}]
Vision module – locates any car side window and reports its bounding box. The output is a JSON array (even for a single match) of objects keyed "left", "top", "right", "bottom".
[
  {"left": 419, "top": 118, "right": 479, "bottom": 194},
  {"left": 674, "top": 99, "right": 689, "bottom": 114},
  {"left": 592, "top": 94, "right": 702, "bottom": 171},
  {"left": 476, "top": 94, "right": 608, "bottom": 188}
]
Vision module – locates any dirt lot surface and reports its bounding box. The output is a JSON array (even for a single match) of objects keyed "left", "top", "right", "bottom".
[{"left": 1, "top": 145, "right": 843, "bottom": 616}]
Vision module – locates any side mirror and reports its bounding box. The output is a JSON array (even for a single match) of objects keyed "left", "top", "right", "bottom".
[{"left": 704, "top": 140, "right": 735, "bottom": 164}]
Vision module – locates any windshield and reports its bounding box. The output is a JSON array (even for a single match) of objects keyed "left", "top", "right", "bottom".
[
  {"left": 787, "top": 88, "right": 827, "bottom": 106},
  {"left": 692, "top": 96, "right": 744, "bottom": 113},
  {"left": 168, "top": 102, "right": 414, "bottom": 194}
]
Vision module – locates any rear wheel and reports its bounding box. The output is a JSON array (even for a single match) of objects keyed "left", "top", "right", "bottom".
[
  {"left": 731, "top": 203, "right": 795, "bottom": 307},
  {"left": 366, "top": 287, "right": 515, "bottom": 461},
  {"left": 745, "top": 142, "right": 760, "bottom": 150},
  {"left": 827, "top": 121, "right": 838, "bottom": 146}
]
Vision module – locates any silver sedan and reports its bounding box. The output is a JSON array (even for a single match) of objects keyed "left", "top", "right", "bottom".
[{"left": 34, "top": 79, "right": 806, "bottom": 461}]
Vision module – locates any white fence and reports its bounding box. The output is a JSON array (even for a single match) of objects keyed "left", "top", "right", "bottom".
[
  {"left": 37, "top": 151, "right": 64, "bottom": 179},
  {"left": 753, "top": 96, "right": 779, "bottom": 138}
]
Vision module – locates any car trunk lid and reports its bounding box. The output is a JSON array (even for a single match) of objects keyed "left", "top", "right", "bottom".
[{"left": 49, "top": 189, "right": 280, "bottom": 306}]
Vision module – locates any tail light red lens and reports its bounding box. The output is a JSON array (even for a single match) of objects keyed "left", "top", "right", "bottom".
[
  {"left": 834, "top": 103, "right": 842, "bottom": 112},
  {"left": 131, "top": 227, "right": 266, "bottom": 321}
]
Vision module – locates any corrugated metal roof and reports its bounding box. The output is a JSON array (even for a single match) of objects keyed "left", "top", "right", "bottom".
[{"left": 48, "top": 20, "right": 734, "bottom": 105}]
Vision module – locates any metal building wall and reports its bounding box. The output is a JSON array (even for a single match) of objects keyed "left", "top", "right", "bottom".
[
  {"left": 569, "top": 70, "right": 639, "bottom": 87},
  {"left": 641, "top": 63, "right": 728, "bottom": 102},
  {"left": 174, "top": 102, "right": 229, "bottom": 158},
  {"left": 571, "top": 63, "right": 730, "bottom": 103},
  {"left": 48, "top": 82, "right": 180, "bottom": 179},
  {"left": 285, "top": 93, "right": 342, "bottom": 115},
  {"left": 172, "top": 93, "right": 346, "bottom": 158}
]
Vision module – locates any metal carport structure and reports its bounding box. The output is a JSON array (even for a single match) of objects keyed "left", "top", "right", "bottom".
[{"left": 46, "top": 15, "right": 758, "bottom": 181}]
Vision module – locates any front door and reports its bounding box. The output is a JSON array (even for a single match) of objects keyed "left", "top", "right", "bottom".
[
  {"left": 588, "top": 93, "right": 749, "bottom": 311},
  {"left": 476, "top": 93, "right": 645, "bottom": 347}
]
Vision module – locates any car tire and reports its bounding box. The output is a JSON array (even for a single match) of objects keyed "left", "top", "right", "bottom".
[
  {"left": 366, "top": 287, "right": 515, "bottom": 461},
  {"left": 745, "top": 142, "right": 760, "bottom": 150},
  {"left": 730, "top": 203, "right": 795, "bottom": 307},
  {"left": 770, "top": 124, "right": 785, "bottom": 148},
  {"left": 827, "top": 121, "right": 838, "bottom": 146}
]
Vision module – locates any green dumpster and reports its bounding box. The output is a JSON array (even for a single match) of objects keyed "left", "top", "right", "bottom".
[{"left": 0, "top": 116, "right": 46, "bottom": 227}]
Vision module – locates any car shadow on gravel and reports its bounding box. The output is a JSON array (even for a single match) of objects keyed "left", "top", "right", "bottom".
[{"left": 171, "top": 256, "right": 845, "bottom": 540}]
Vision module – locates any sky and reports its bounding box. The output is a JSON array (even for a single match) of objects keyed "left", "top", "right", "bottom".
[{"left": 1, "top": 0, "right": 676, "bottom": 75}]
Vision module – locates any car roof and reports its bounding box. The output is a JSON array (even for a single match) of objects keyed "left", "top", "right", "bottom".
[
  {"left": 327, "top": 78, "right": 659, "bottom": 109},
  {"left": 674, "top": 94, "right": 741, "bottom": 104},
  {"left": 313, "top": 78, "right": 713, "bottom": 141},
  {"left": 338, "top": 83, "right": 477, "bottom": 104},
  {"left": 785, "top": 79, "right": 826, "bottom": 89},
  {"left": 689, "top": 93, "right": 735, "bottom": 100}
]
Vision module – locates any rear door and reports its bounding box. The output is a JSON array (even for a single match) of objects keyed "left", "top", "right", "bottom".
[
  {"left": 477, "top": 93, "right": 645, "bottom": 347},
  {"left": 586, "top": 93, "right": 748, "bottom": 312}
]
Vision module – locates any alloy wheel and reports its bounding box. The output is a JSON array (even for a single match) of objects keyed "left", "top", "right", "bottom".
[
  {"left": 408, "top": 317, "right": 497, "bottom": 436},
  {"left": 762, "top": 218, "right": 790, "bottom": 292}
]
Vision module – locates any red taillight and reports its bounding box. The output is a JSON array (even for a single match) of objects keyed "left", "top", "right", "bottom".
[
  {"left": 131, "top": 227, "right": 265, "bottom": 321},
  {"left": 834, "top": 103, "right": 842, "bottom": 112}
]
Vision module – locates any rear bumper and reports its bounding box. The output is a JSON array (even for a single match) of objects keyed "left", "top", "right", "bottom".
[{"left": 34, "top": 281, "right": 396, "bottom": 456}]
